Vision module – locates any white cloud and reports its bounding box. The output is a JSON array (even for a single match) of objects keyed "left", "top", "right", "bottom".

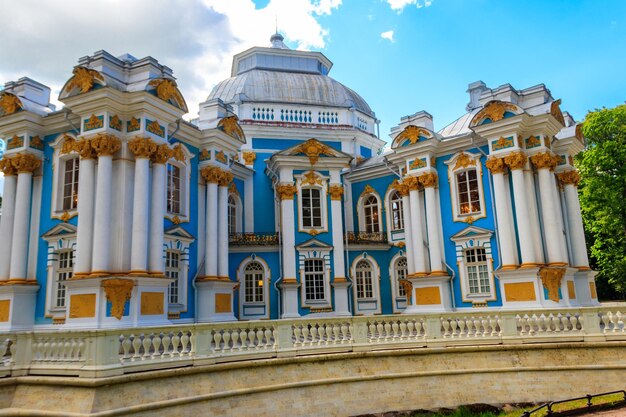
[
  {"left": 385, "top": 0, "right": 433, "bottom": 12},
  {"left": 381, "top": 30, "right": 395, "bottom": 42},
  {"left": 0, "top": 0, "right": 342, "bottom": 120}
]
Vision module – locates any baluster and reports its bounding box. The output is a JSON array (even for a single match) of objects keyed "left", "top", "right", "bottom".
[
  {"left": 310, "top": 325, "right": 319, "bottom": 345},
  {"left": 121, "top": 336, "right": 130, "bottom": 360},
  {"left": 490, "top": 317, "right": 499, "bottom": 336},
  {"left": 391, "top": 322, "right": 399, "bottom": 340},
  {"left": 222, "top": 330, "right": 232, "bottom": 352},
  {"left": 407, "top": 320, "right": 416, "bottom": 338},
  {"left": 414, "top": 320, "right": 422, "bottom": 337},
  {"left": 293, "top": 325, "right": 302, "bottom": 346},
  {"left": 324, "top": 324, "right": 332, "bottom": 345},
  {"left": 142, "top": 334, "right": 152, "bottom": 359},
  {"left": 472, "top": 317, "right": 481, "bottom": 337},
  {"left": 384, "top": 322, "right": 392, "bottom": 341},
  {"left": 617, "top": 312, "right": 625, "bottom": 332},
  {"left": 268, "top": 328, "right": 276, "bottom": 348},
  {"left": 611, "top": 312, "right": 620, "bottom": 333},
  {"left": 368, "top": 323, "right": 377, "bottom": 342},
  {"left": 172, "top": 332, "right": 181, "bottom": 355},
  {"left": 212, "top": 331, "right": 222, "bottom": 352},
  {"left": 377, "top": 322, "right": 384, "bottom": 340},
  {"left": 333, "top": 324, "right": 340, "bottom": 343},
  {"left": 130, "top": 335, "right": 141, "bottom": 360},
  {"left": 302, "top": 325, "right": 310, "bottom": 346},
  {"left": 152, "top": 334, "right": 162, "bottom": 359},
  {"left": 449, "top": 318, "right": 458, "bottom": 337},
  {"left": 231, "top": 329, "right": 240, "bottom": 352},
  {"left": 481, "top": 318, "right": 489, "bottom": 337},
  {"left": 441, "top": 318, "right": 450, "bottom": 337},
  {"left": 340, "top": 324, "right": 349, "bottom": 343},
  {"left": 182, "top": 330, "right": 190, "bottom": 355}
]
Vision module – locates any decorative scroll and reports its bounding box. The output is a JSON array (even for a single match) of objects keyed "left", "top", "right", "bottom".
[
  {"left": 394, "top": 125, "right": 432, "bottom": 147},
  {"left": 550, "top": 99, "right": 565, "bottom": 126},
  {"left": 109, "top": 115, "right": 122, "bottom": 131},
  {"left": 11, "top": 153, "right": 41, "bottom": 173},
  {"left": 0, "top": 157, "right": 16, "bottom": 176},
  {"left": 127, "top": 117, "right": 141, "bottom": 132},
  {"left": 201, "top": 166, "right": 222, "bottom": 184},
  {"left": 525, "top": 135, "right": 542, "bottom": 149},
  {"left": 102, "top": 279, "right": 134, "bottom": 320},
  {"left": 453, "top": 153, "right": 475, "bottom": 170},
  {"left": 410, "top": 158, "right": 427, "bottom": 170},
  {"left": 7, "top": 135, "right": 23, "bottom": 150},
  {"left": 215, "top": 150, "right": 228, "bottom": 164},
  {"left": 0, "top": 92, "right": 23, "bottom": 116},
  {"left": 218, "top": 170, "right": 234, "bottom": 187},
  {"left": 148, "top": 78, "right": 187, "bottom": 111},
  {"left": 152, "top": 144, "right": 174, "bottom": 164},
  {"left": 403, "top": 176, "right": 420, "bottom": 191},
  {"left": 556, "top": 170, "right": 580, "bottom": 187},
  {"left": 91, "top": 134, "right": 121, "bottom": 156},
  {"left": 302, "top": 171, "right": 323, "bottom": 186},
  {"left": 218, "top": 116, "right": 245, "bottom": 142},
  {"left": 146, "top": 120, "right": 165, "bottom": 138},
  {"left": 491, "top": 136, "right": 515, "bottom": 152}
]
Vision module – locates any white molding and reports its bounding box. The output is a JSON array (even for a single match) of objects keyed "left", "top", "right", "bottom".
[
  {"left": 237, "top": 255, "right": 271, "bottom": 320},
  {"left": 357, "top": 188, "right": 382, "bottom": 233},
  {"left": 350, "top": 253, "right": 381, "bottom": 315},
  {"left": 444, "top": 151, "right": 486, "bottom": 223},
  {"left": 450, "top": 226, "right": 496, "bottom": 303},
  {"left": 298, "top": 245, "right": 332, "bottom": 309},
  {"left": 295, "top": 171, "right": 329, "bottom": 235},
  {"left": 389, "top": 252, "right": 408, "bottom": 313}
]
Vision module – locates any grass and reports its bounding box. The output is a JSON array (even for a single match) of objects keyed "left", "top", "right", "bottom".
[{"left": 409, "top": 392, "right": 626, "bottom": 417}]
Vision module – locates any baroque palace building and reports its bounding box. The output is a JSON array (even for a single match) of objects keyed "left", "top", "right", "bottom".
[{"left": 0, "top": 33, "right": 598, "bottom": 330}]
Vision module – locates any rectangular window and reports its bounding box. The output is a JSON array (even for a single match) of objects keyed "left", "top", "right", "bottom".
[
  {"left": 304, "top": 259, "right": 325, "bottom": 301},
  {"left": 465, "top": 248, "right": 490, "bottom": 295},
  {"left": 55, "top": 250, "right": 73, "bottom": 308},
  {"left": 457, "top": 169, "right": 481, "bottom": 215},
  {"left": 167, "top": 164, "right": 181, "bottom": 214},
  {"left": 62, "top": 158, "right": 80, "bottom": 211},
  {"left": 301, "top": 188, "right": 322, "bottom": 228},
  {"left": 165, "top": 250, "right": 180, "bottom": 304}
]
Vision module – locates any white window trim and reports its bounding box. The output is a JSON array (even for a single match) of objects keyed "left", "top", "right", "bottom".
[
  {"left": 298, "top": 247, "right": 332, "bottom": 309},
  {"left": 50, "top": 134, "right": 80, "bottom": 219},
  {"left": 357, "top": 188, "right": 383, "bottom": 233},
  {"left": 295, "top": 171, "right": 329, "bottom": 235},
  {"left": 165, "top": 143, "right": 194, "bottom": 222},
  {"left": 42, "top": 226, "right": 77, "bottom": 318},
  {"left": 163, "top": 233, "right": 193, "bottom": 314},
  {"left": 445, "top": 152, "right": 486, "bottom": 223},
  {"left": 389, "top": 252, "right": 408, "bottom": 313},
  {"left": 450, "top": 226, "right": 496, "bottom": 304},
  {"left": 228, "top": 192, "right": 243, "bottom": 234},
  {"left": 384, "top": 186, "right": 405, "bottom": 243},
  {"left": 350, "top": 253, "right": 381, "bottom": 315},
  {"left": 237, "top": 255, "right": 271, "bottom": 320}
]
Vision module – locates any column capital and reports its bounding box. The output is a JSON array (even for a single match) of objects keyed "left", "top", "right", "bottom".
[
  {"left": 11, "top": 153, "right": 41, "bottom": 174},
  {"left": 0, "top": 157, "right": 17, "bottom": 176},
  {"left": 151, "top": 144, "right": 173, "bottom": 164},
  {"left": 242, "top": 151, "right": 256, "bottom": 165},
  {"left": 556, "top": 169, "right": 580, "bottom": 187},
  {"left": 530, "top": 151, "right": 559, "bottom": 171},
  {"left": 329, "top": 184, "right": 344, "bottom": 200},
  {"left": 201, "top": 166, "right": 222, "bottom": 184},
  {"left": 418, "top": 171, "right": 438, "bottom": 188},
  {"left": 91, "top": 134, "right": 121, "bottom": 157},
  {"left": 128, "top": 136, "right": 157, "bottom": 159},
  {"left": 276, "top": 183, "right": 297, "bottom": 200},
  {"left": 503, "top": 151, "right": 528, "bottom": 170},
  {"left": 403, "top": 175, "right": 421, "bottom": 191},
  {"left": 485, "top": 156, "right": 507, "bottom": 174},
  {"left": 218, "top": 170, "right": 234, "bottom": 187},
  {"left": 74, "top": 139, "right": 98, "bottom": 159},
  {"left": 392, "top": 179, "right": 410, "bottom": 196}
]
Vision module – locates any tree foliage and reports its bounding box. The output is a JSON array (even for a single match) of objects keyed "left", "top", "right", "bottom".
[{"left": 578, "top": 104, "right": 626, "bottom": 299}]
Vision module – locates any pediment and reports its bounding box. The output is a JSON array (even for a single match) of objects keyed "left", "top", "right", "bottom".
[
  {"left": 296, "top": 238, "right": 333, "bottom": 251},
  {"left": 274, "top": 138, "right": 351, "bottom": 165},
  {"left": 391, "top": 125, "right": 436, "bottom": 149},
  {"left": 450, "top": 225, "right": 493, "bottom": 243},
  {"left": 42, "top": 223, "right": 77, "bottom": 240},
  {"left": 165, "top": 225, "right": 195, "bottom": 242}
]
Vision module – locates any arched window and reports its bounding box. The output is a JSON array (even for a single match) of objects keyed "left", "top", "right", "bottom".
[
  {"left": 456, "top": 168, "right": 481, "bottom": 215},
  {"left": 395, "top": 256, "right": 407, "bottom": 297},
  {"left": 363, "top": 195, "right": 380, "bottom": 233},
  {"left": 62, "top": 157, "right": 80, "bottom": 211},
  {"left": 166, "top": 163, "right": 181, "bottom": 214},
  {"left": 228, "top": 195, "right": 237, "bottom": 235},
  {"left": 389, "top": 191, "right": 404, "bottom": 231},
  {"left": 244, "top": 261, "right": 264, "bottom": 303},
  {"left": 355, "top": 259, "right": 374, "bottom": 300}
]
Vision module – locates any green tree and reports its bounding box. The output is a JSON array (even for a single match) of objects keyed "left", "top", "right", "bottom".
[{"left": 578, "top": 104, "right": 626, "bottom": 300}]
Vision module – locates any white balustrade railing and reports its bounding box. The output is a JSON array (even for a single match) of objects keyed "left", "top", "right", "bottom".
[{"left": 0, "top": 305, "right": 624, "bottom": 378}]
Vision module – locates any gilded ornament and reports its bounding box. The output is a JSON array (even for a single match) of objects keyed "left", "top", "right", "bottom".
[
  {"left": 306, "top": 229, "right": 320, "bottom": 236},
  {"left": 102, "top": 279, "right": 134, "bottom": 320},
  {"left": 171, "top": 143, "right": 186, "bottom": 162},
  {"left": 295, "top": 138, "right": 333, "bottom": 165},
  {"left": 109, "top": 115, "right": 122, "bottom": 131},
  {"left": 146, "top": 120, "right": 165, "bottom": 137},
  {"left": 463, "top": 215, "right": 476, "bottom": 225},
  {"left": 10, "top": 153, "right": 41, "bottom": 173},
  {"left": 128, "top": 137, "right": 157, "bottom": 159},
  {"left": 361, "top": 184, "right": 376, "bottom": 196},
  {"left": 503, "top": 151, "right": 527, "bottom": 170},
  {"left": 60, "top": 211, "right": 71, "bottom": 223},
  {"left": 152, "top": 144, "right": 173, "bottom": 164},
  {"left": 66, "top": 67, "right": 104, "bottom": 94},
  {"left": 0, "top": 157, "right": 16, "bottom": 176},
  {"left": 199, "top": 149, "right": 211, "bottom": 161},
  {"left": 395, "top": 125, "right": 431, "bottom": 146},
  {"left": 0, "top": 92, "right": 23, "bottom": 116},
  {"left": 215, "top": 150, "right": 228, "bottom": 164},
  {"left": 392, "top": 180, "right": 410, "bottom": 197},
  {"left": 544, "top": 136, "right": 551, "bottom": 148},
  {"left": 242, "top": 151, "right": 256, "bottom": 165},
  {"left": 556, "top": 170, "right": 580, "bottom": 187},
  {"left": 218, "top": 116, "right": 245, "bottom": 141},
  {"left": 431, "top": 157, "right": 437, "bottom": 167},
  {"left": 491, "top": 136, "right": 514, "bottom": 151},
  {"left": 171, "top": 215, "right": 181, "bottom": 225},
  {"left": 84, "top": 114, "right": 104, "bottom": 131},
  {"left": 568, "top": 155, "right": 574, "bottom": 166},
  {"left": 60, "top": 136, "right": 77, "bottom": 155},
  {"left": 471, "top": 101, "right": 519, "bottom": 126},
  {"left": 148, "top": 78, "right": 186, "bottom": 110},
  {"left": 276, "top": 183, "right": 297, "bottom": 200},
  {"left": 485, "top": 157, "right": 506, "bottom": 174},
  {"left": 302, "top": 171, "right": 323, "bottom": 186},
  {"left": 550, "top": 99, "right": 565, "bottom": 126},
  {"left": 525, "top": 135, "right": 541, "bottom": 149},
  {"left": 410, "top": 158, "right": 427, "bottom": 170},
  {"left": 530, "top": 151, "right": 559, "bottom": 171},
  {"left": 399, "top": 280, "right": 412, "bottom": 303},
  {"left": 74, "top": 139, "right": 97, "bottom": 159},
  {"left": 396, "top": 241, "right": 406, "bottom": 248},
  {"left": 539, "top": 267, "right": 565, "bottom": 303},
  {"left": 404, "top": 176, "right": 421, "bottom": 191},
  {"left": 329, "top": 184, "right": 344, "bottom": 200},
  {"left": 575, "top": 124, "right": 584, "bottom": 141},
  {"left": 228, "top": 182, "right": 239, "bottom": 196},
  {"left": 418, "top": 172, "right": 438, "bottom": 188},
  {"left": 453, "top": 152, "right": 474, "bottom": 170},
  {"left": 218, "top": 170, "right": 234, "bottom": 187},
  {"left": 127, "top": 117, "right": 141, "bottom": 132},
  {"left": 91, "top": 134, "right": 121, "bottom": 157},
  {"left": 7, "top": 135, "right": 24, "bottom": 150},
  {"left": 201, "top": 166, "right": 222, "bottom": 184}
]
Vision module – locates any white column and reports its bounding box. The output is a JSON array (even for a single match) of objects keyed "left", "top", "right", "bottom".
[
  {"left": 504, "top": 153, "right": 537, "bottom": 266},
  {"left": 329, "top": 183, "right": 346, "bottom": 278},
  {"left": 420, "top": 173, "right": 444, "bottom": 274},
  {"left": 560, "top": 171, "right": 589, "bottom": 268},
  {"left": 532, "top": 153, "right": 567, "bottom": 265},
  {"left": 244, "top": 176, "right": 254, "bottom": 233},
  {"left": 91, "top": 154, "right": 113, "bottom": 274},
  {"left": 74, "top": 156, "right": 96, "bottom": 275},
  {"left": 486, "top": 157, "right": 518, "bottom": 268},
  {"left": 130, "top": 157, "right": 151, "bottom": 273},
  {"left": 280, "top": 192, "right": 297, "bottom": 280},
  {"left": 217, "top": 179, "right": 230, "bottom": 278},
  {"left": 401, "top": 193, "right": 415, "bottom": 275},
  {"left": 9, "top": 171, "right": 33, "bottom": 279},
  {"left": 407, "top": 178, "right": 427, "bottom": 274},
  {"left": 205, "top": 180, "right": 218, "bottom": 278},
  {"left": 148, "top": 161, "right": 167, "bottom": 274},
  {"left": 0, "top": 170, "right": 17, "bottom": 280},
  {"left": 524, "top": 169, "right": 544, "bottom": 264}
]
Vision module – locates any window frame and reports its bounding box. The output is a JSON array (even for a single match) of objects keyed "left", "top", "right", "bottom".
[
  {"left": 164, "top": 144, "right": 192, "bottom": 222},
  {"left": 296, "top": 171, "right": 329, "bottom": 235},
  {"left": 357, "top": 188, "right": 382, "bottom": 235},
  {"left": 41, "top": 223, "right": 77, "bottom": 319},
  {"left": 450, "top": 226, "right": 496, "bottom": 304},
  {"left": 54, "top": 249, "right": 74, "bottom": 309},
  {"left": 464, "top": 247, "right": 491, "bottom": 296},
  {"left": 445, "top": 152, "right": 486, "bottom": 223},
  {"left": 165, "top": 249, "right": 181, "bottom": 305},
  {"left": 166, "top": 163, "right": 182, "bottom": 215},
  {"left": 50, "top": 134, "right": 81, "bottom": 219},
  {"left": 163, "top": 228, "right": 194, "bottom": 315},
  {"left": 237, "top": 256, "right": 271, "bottom": 320},
  {"left": 350, "top": 254, "right": 381, "bottom": 315}
]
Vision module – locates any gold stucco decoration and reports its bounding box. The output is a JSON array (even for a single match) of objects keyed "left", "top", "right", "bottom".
[
  {"left": 404, "top": 176, "right": 421, "bottom": 191},
  {"left": 199, "top": 149, "right": 211, "bottom": 161},
  {"left": 530, "top": 151, "right": 559, "bottom": 171},
  {"left": 242, "top": 151, "right": 256, "bottom": 165},
  {"left": 148, "top": 78, "right": 187, "bottom": 111},
  {"left": 102, "top": 279, "right": 134, "bottom": 320},
  {"left": 295, "top": 138, "right": 333, "bottom": 165},
  {"left": 302, "top": 171, "right": 323, "bottom": 186},
  {"left": 360, "top": 184, "right": 376, "bottom": 197},
  {"left": 128, "top": 117, "right": 141, "bottom": 132},
  {"left": 276, "top": 183, "right": 297, "bottom": 200},
  {"left": 228, "top": 182, "right": 239, "bottom": 196},
  {"left": 0, "top": 92, "right": 23, "bottom": 116},
  {"left": 550, "top": 99, "right": 565, "bottom": 126},
  {"left": 128, "top": 137, "right": 157, "bottom": 159},
  {"left": 91, "top": 134, "right": 121, "bottom": 157},
  {"left": 410, "top": 158, "right": 427, "bottom": 170},
  {"left": 453, "top": 152, "right": 475, "bottom": 170},
  {"left": 7, "top": 135, "right": 23, "bottom": 150},
  {"left": 526, "top": 135, "right": 541, "bottom": 148},
  {"left": 215, "top": 150, "right": 228, "bottom": 164},
  {"left": 171, "top": 143, "right": 186, "bottom": 162},
  {"left": 11, "top": 153, "right": 41, "bottom": 173},
  {"left": 392, "top": 180, "right": 410, "bottom": 197},
  {"left": 485, "top": 157, "right": 506, "bottom": 174},
  {"left": 109, "top": 115, "right": 122, "bottom": 131},
  {"left": 218, "top": 170, "right": 234, "bottom": 187},
  {"left": 329, "top": 184, "right": 344, "bottom": 200},
  {"left": 471, "top": 101, "right": 519, "bottom": 126},
  {"left": 503, "top": 151, "right": 528, "bottom": 170},
  {"left": 146, "top": 120, "right": 164, "bottom": 137},
  {"left": 539, "top": 267, "right": 566, "bottom": 303},
  {"left": 201, "top": 166, "right": 223, "bottom": 184},
  {"left": 66, "top": 67, "right": 104, "bottom": 94},
  {"left": 152, "top": 144, "right": 174, "bottom": 164},
  {"left": 74, "top": 139, "right": 97, "bottom": 160},
  {"left": 556, "top": 170, "right": 580, "bottom": 187},
  {"left": 0, "top": 157, "right": 17, "bottom": 176},
  {"left": 218, "top": 116, "right": 245, "bottom": 141},
  {"left": 395, "top": 125, "right": 431, "bottom": 146},
  {"left": 418, "top": 172, "right": 438, "bottom": 188}
]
